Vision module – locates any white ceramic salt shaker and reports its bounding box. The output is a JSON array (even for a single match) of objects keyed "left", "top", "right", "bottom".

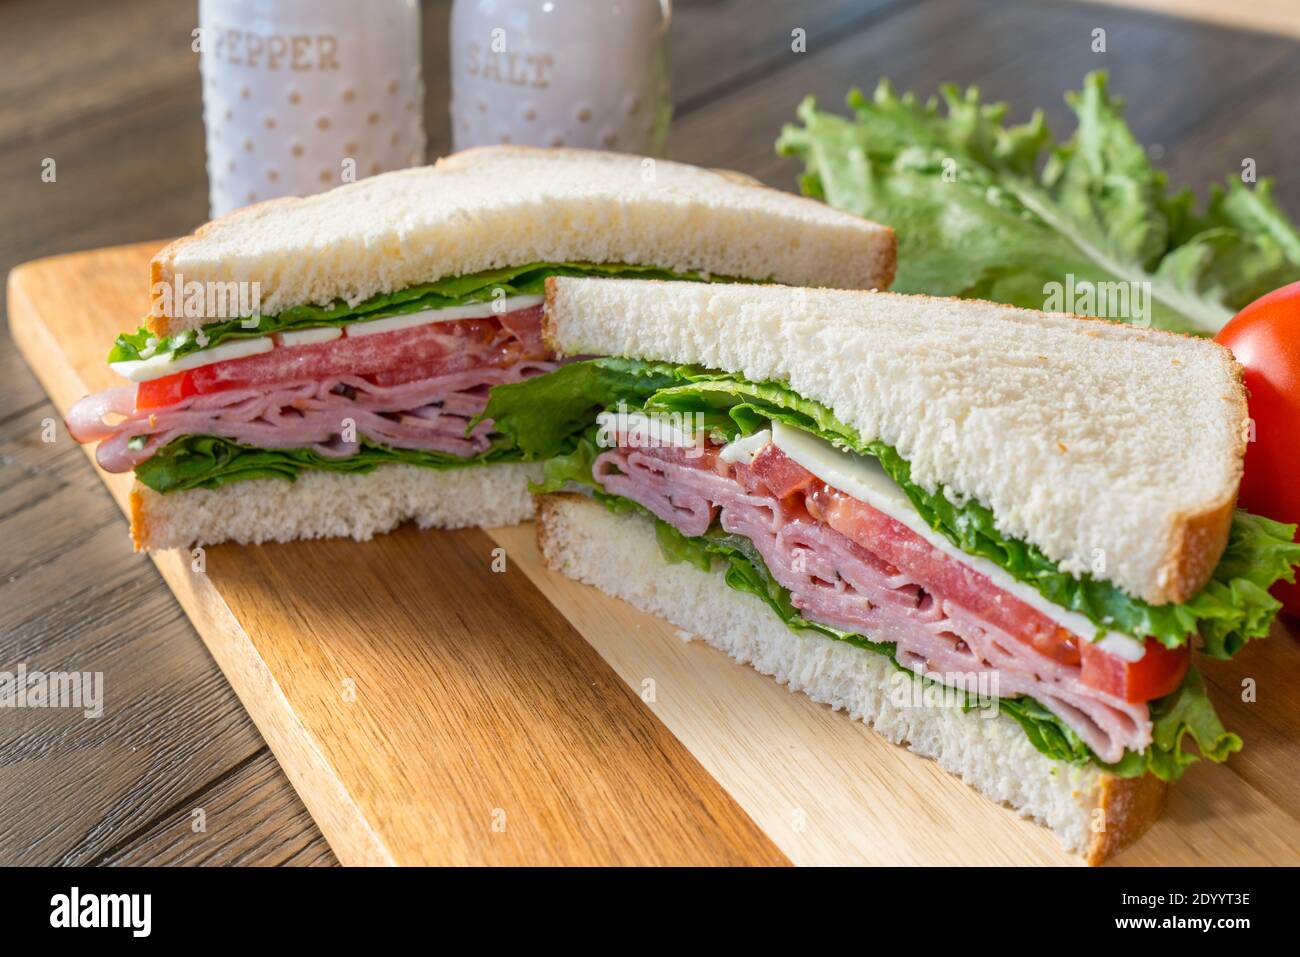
[
  {"left": 198, "top": 0, "right": 427, "bottom": 217},
  {"left": 450, "top": 0, "right": 672, "bottom": 155}
]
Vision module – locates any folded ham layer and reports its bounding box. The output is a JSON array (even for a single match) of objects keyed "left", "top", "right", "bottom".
[
  {"left": 592, "top": 439, "right": 1153, "bottom": 763},
  {"left": 67, "top": 307, "right": 557, "bottom": 473}
]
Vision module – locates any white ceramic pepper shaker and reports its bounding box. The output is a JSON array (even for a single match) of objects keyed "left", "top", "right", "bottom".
[
  {"left": 450, "top": 0, "right": 672, "bottom": 155},
  {"left": 198, "top": 0, "right": 427, "bottom": 217}
]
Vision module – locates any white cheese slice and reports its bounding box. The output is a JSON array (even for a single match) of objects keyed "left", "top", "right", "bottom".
[
  {"left": 766, "top": 420, "right": 1146, "bottom": 661},
  {"left": 717, "top": 428, "right": 771, "bottom": 465},
  {"left": 275, "top": 326, "right": 342, "bottom": 347},
  {"left": 344, "top": 295, "right": 545, "bottom": 338},
  {"left": 108, "top": 336, "right": 274, "bottom": 382}
]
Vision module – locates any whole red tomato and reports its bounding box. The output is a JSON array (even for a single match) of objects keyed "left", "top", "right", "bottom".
[{"left": 1216, "top": 281, "right": 1300, "bottom": 617}]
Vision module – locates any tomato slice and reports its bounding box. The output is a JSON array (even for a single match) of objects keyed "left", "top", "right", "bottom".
[
  {"left": 1080, "top": 637, "right": 1189, "bottom": 703},
  {"left": 135, "top": 371, "right": 196, "bottom": 410}
]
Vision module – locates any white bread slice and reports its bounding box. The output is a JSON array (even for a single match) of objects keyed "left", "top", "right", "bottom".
[
  {"left": 129, "top": 462, "right": 541, "bottom": 551},
  {"left": 537, "top": 493, "right": 1166, "bottom": 864},
  {"left": 149, "top": 146, "right": 896, "bottom": 334},
  {"left": 542, "top": 278, "right": 1247, "bottom": 605}
]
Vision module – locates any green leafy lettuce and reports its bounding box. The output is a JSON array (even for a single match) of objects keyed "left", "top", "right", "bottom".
[
  {"left": 483, "top": 358, "right": 1300, "bottom": 657},
  {"left": 109, "top": 262, "right": 724, "bottom": 364},
  {"left": 777, "top": 71, "right": 1300, "bottom": 334},
  {"left": 133, "top": 434, "right": 524, "bottom": 493},
  {"left": 990, "top": 667, "right": 1239, "bottom": 781},
  {"left": 533, "top": 434, "right": 1239, "bottom": 780}
]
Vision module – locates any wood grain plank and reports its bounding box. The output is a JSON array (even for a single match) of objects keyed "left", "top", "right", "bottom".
[
  {"left": 0, "top": 258, "right": 331, "bottom": 863},
  {"left": 6, "top": 242, "right": 789, "bottom": 866},
  {"left": 1160, "top": 52, "right": 1300, "bottom": 208},
  {"left": 96, "top": 749, "right": 337, "bottom": 867},
  {"left": 0, "top": 402, "right": 293, "bottom": 865},
  {"left": 0, "top": 539, "right": 271, "bottom": 865},
  {"left": 212, "top": 523, "right": 787, "bottom": 865}
]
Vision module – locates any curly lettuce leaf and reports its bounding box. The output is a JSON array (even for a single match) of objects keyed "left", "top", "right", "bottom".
[
  {"left": 109, "top": 262, "right": 721, "bottom": 364},
  {"left": 484, "top": 358, "right": 1300, "bottom": 654},
  {"left": 998, "top": 667, "right": 1239, "bottom": 780},
  {"left": 483, "top": 357, "right": 683, "bottom": 460},
  {"left": 777, "top": 71, "right": 1300, "bottom": 334},
  {"left": 1141, "top": 666, "right": 1242, "bottom": 778}
]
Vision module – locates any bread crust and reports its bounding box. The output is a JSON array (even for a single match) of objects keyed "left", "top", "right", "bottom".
[
  {"left": 541, "top": 277, "right": 561, "bottom": 353},
  {"left": 1085, "top": 772, "right": 1168, "bottom": 865},
  {"left": 1152, "top": 355, "right": 1248, "bottom": 603},
  {"left": 129, "top": 483, "right": 149, "bottom": 552}
]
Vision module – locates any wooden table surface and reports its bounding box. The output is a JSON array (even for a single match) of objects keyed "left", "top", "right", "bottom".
[{"left": 2, "top": 0, "right": 1298, "bottom": 867}]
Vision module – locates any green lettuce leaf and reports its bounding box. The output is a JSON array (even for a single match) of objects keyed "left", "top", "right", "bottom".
[
  {"left": 776, "top": 71, "right": 1300, "bottom": 334},
  {"left": 994, "top": 667, "right": 1240, "bottom": 779},
  {"left": 484, "top": 357, "right": 683, "bottom": 460},
  {"left": 483, "top": 358, "right": 1300, "bottom": 655},
  {"left": 1141, "top": 667, "right": 1242, "bottom": 778},
  {"left": 109, "top": 262, "right": 723, "bottom": 364},
  {"left": 133, "top": 434, "right": 524, "bottom": 493}
]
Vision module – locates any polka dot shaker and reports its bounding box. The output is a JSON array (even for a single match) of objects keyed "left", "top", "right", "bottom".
[
  {"left": 450, "top": 0, "right": 671, "bottom": 156},
  {"left": 198, "top": 0, "right": 426, "bottom": 217}
]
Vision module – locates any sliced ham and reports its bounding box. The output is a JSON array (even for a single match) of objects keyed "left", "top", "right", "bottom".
[
  {"left": 67, "top": 305, "right": 556, "bottom": 472},
  {"left": 85, "top": 362, "right": 556, "bottom": 473},
  {"left": 592, "top": 439, "right": 1153, "bottom": 763}
]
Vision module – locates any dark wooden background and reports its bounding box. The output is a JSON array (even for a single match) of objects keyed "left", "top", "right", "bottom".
[{"left": 2, "top": 0, "right": 1297, "bottom": 866}]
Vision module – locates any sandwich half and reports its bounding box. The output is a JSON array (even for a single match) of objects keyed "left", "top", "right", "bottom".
[
  {"left": 65, "top": 146, "right": 894, "bottom": 550},
  {"left": 482, "top": 277, "right": 1300, "bottom": 862}
]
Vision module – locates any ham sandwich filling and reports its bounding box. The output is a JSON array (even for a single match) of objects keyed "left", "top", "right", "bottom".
[
  {"left": 67, "top": 305, "right": 558, "bottom": 473},
  {"left": 593, "top": 432, "right": 1159, "bottom": 764}
]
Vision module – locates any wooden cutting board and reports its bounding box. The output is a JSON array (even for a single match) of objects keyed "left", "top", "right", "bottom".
[{"left": 9, "top": 242, "right": 1300, "bottom": 866}]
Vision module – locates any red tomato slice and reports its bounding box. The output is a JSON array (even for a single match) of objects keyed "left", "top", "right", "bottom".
[
  {"left": 135, "top": 371, "right": 196, "bottom": 410},
  {"left": 1215, "top": 281, "right": 1300, "bottom": 617},
  {"left": 1080, "top": 637, "right": 1189, "bottom": 703}
]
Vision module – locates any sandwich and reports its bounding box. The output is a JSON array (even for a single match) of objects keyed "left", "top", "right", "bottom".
[
  {"left": 481, "top": 277, "right": 1300, "bottom": 863},
  {"left": 65, "top": 146, "right": 894, "bottom": 550}
]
